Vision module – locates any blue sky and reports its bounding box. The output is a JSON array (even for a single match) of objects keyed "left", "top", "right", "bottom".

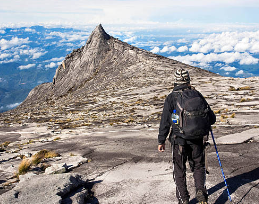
[{"left": 1, "top": 0, "right": 259, "bottom": 29}]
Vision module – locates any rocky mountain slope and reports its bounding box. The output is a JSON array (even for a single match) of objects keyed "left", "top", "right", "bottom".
[
  {"left": 0, "top": 24, "right": 217, "bottom": 128},
  {"left": 0, "top": 25, "right": 259, "bottom": 204}
]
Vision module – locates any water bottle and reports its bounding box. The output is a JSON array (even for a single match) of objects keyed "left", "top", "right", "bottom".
[{"left": 172, "top": 110, "right": 179, "bottom": 124}]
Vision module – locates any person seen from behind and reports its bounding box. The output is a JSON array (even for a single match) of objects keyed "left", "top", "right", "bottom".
[{"left": 157, "top": 69, "right": 216, "bottom": 204}]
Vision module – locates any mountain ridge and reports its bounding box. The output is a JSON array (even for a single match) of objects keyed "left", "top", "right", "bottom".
[
  {"left": 22, "top": 24, "right": 218, "bottom": 105},
  {"left": 1, "top": 24, "right": 220, "bottom": 127}
]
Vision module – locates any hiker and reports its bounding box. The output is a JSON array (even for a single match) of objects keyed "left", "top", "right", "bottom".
[{"left": 157, "top": 69, "right": 216, "bottom": 204}]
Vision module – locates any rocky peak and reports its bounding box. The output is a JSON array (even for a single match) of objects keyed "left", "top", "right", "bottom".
[
  {"left": 51, "top": 24, "right": 112, "bottom": 97},
  {"left": 18, "top": 24, "right": 218, "bottom": 110},
  {"left": 86, "top": 24, "right": 110, "bottom": 44}
]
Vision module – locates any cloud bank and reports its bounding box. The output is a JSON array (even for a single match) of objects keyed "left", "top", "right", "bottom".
[
  {"left": 1, "top": 0, "right": 259, "bottom": 27},
  {"left": 189, "top": 31, "right": 259, "bottom": 54},
  {"left": 6, "top": 102, "right": 21, "bottom": 109},
  {"left": 18, "top": 64, "right": 36, "bottom": 70},
  {"left": 0, "top": 37, "right": 30, "bottom": 50},
  {"left": 171, "top": 52, "right": 258, "bottom": 66}
]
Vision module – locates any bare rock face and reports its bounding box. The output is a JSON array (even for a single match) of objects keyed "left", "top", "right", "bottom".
[
  {"left": 0, "top": 173, "right": 87, "bottom": 204},
  {"left": 20, "top": 24, "right": 217, "bottom": 109},
  {"left": 53, "top": 24, "right": 111, "bottom": 96}
]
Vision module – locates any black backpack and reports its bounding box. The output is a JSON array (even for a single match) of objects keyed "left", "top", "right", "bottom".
[{"left": 174, "top": 88, "right": 211, "bottom": 140}]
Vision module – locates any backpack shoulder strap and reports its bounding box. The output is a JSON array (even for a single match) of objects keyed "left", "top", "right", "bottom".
[{"left": 172, "top": 90, "right": 182, "bottom": 109}]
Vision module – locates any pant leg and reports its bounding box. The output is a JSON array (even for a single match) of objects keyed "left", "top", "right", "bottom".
[
  {"left": 190, "top": 142, "right": 207, "bottom": 197},
  {"left": 172, "top": 144, "right": 190, "bottom": 203}
]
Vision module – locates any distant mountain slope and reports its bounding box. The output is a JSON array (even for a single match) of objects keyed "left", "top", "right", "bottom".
[
  {"left": 21, "top": 25, "right": 217, "bottom": 103},
  {"left": 0, "top": 24, "right": 219, "bottom": 125}
]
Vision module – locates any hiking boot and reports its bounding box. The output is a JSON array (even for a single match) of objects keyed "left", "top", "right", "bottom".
[{"left": 196, "top": 190, "right": 208, "bottom": 204}]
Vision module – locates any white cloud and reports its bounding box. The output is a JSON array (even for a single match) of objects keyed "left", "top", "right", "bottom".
[
  {"left": 0, "top": 53, "right": 11, "bottom": 59},
  {"left": 18, "top": 64, "right": 36, "bottom": 70},
  {"left": 189, "top": 42, "right": 200, "bottom": 52},
  {"left": 109, "top": 31, "right": 123, "bottom": 36},
  {"left": 1, "top": 0, "right": 259, "bottom": 27},
  {"left": 221, "top": 45, "right": 233, "bottom": 52},
  {"left": 160, "top": 45, "right": 177, "bottom": 53},
  {"left": 14, "top": 55, "right": 20, "bottom": 60},
  {"left": 0, "top": 29, "right": 5, "bottom": 34},
  {"left": 250, "top": 42, "right": 259, "bottom": 53},
  {"left": 32, "top": 52, "right": 45, "bottom": 59},
  {"left": 45, "top": 57, "right": 64, "bottom": 63},
  {"left": 160, "top": 46, "right": 169, "bottom": 53},
  {"left": 215, "top": 63, "right": 224, "bottom": 67},
  {"left": 189, "top": 30, "right": 259, "bottom": 54},
  {"left": 48, "top": 31, "right": 88, "bottom": 42},
  {"left": 24, "top": 28, "right": 36, "bottom": 33},
  {"left": 234, "top": 40, "right": 251, "bottom": 52},
  {"left": 239, "top": 54, "right": 259, "bottom": 65},
  {"left": 6, "top": 102, "right": 21, "bottom": 109},
  {"left": 177, "top": 45, "right": 188, "bottom": 52},
  {"left": 220, "top": 66, "right": 236, "bottom": 71},
  {"left": 0, "top": 37, "right": 30, "bottom": 50},
  {"left": 177, "top": 38, "right": 188, "bottom": 43},
  {"left": 124, "top": 36, "right": 137, "bottom": 43},
  {"left": 0, "top": 54, "right": 20, "bottom": 64},
  {"left": 19, "top": 48, "right": 47, "bottom": 59},
  {"left": 150, "top": 46, "right": 160, "bottom": 53},
  {"left": 235, "top": 70, "right": 244, "bottom": 76},
  {"left": 45, "top": 62, "right": 59, "bottom": 68},
  {"left": 170, "top": 52, "right": 258, "bottom": 66}
]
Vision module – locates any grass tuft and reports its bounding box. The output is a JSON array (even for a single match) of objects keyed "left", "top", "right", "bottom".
[
  {"left": 18, "top": 159, "right": 31, "bottom": 175},
  {"left": 31, "top": 149, "right": 60, "bottom": 165},
  {"left": 240, "top": 98, "right": 246, "bottom": 102},
  {"left": 214, "top": 110, "right": 221, "bottom": 114},
  {"left": 229, "top": 86, "right": 236, "bottom": 91},
  {"left": 2, "top": 141, "right": 11, "bottom": 147},
  {"left": 240, "top": 98, "right": 251, "bottom": 102},
  {"left": 239, "top": 86, "right": 251, "bottom": 90}
]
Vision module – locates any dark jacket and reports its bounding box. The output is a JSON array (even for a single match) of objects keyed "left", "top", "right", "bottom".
[{"left": 158, "top": 83, "right": 216, "bottom": 145}]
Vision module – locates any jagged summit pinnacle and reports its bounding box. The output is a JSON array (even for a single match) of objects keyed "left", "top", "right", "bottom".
[{"left": 86, "top": 24, "right": 110, "bottom": 43}]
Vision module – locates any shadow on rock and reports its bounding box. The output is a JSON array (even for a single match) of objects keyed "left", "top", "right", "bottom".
[
  {"left": 84, "top": 180, "right": 102, "bottom": 204},
  {"left": 208, "top": 167, "right": 259, "bottom": 204}
]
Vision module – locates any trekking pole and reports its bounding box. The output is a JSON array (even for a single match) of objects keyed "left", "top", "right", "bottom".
[{"left": 210, "top": 130, "right": 232, "bottom": 202}]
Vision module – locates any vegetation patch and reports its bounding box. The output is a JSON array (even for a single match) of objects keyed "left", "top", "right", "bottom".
[
  {"left": 53, "top": 137, "right": 61, "bottom": 141},
  {"left": 18, "top": 158, "right": 32, "bottom": 175},
  {"left": 2, "top": 141, "right": 11, "bottom": 147},
  {"left": 31, "top": 149, "right": 60, "bottom": 165},
  {"left": 214, "top": 110, "right": 221, "bottom": 114},
  {"left": 0, "top": 141, "right": 12, "bottom": 152},
  {"left": 229, "top": 86, "right": 251, "bottom": 91},
  {"left": 239, "top": 86, "right": 251, "bottom": 90},
  {"left": 240, "top": 98, "right": 251, "bottom": 102},
  {"left": 17, "top": 149, "right": 60, "bottom": 176}
]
